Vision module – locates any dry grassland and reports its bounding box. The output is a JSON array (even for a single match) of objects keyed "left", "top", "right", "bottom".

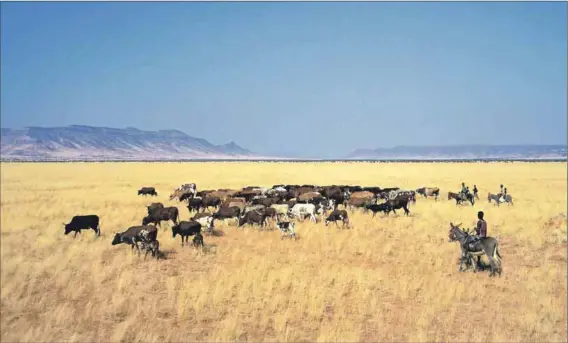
[{"left": 1, "top": 162, "right": 566, "bottom": 342}]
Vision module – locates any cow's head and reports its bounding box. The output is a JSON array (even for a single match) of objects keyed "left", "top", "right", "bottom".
[
  {"left": 142, "top": 216, "right": 152, "bottom": 226},
  {"left": 63, "top": 223, "right": 72, "bottom": 235},
  {"left": 111, "top": 233, "right": 122, "bottom": 245},
  {"left": 171, "top": 225, "right": 180, "bottom": 238}
]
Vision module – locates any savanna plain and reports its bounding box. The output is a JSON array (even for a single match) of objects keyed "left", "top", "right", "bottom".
[{"left": 1, "top": 162, "right": 566, "bottom": 343}]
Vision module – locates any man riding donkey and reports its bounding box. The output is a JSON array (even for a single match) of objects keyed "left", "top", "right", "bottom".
[
  {"left": 449, "top": 211, "right": 502, "bottom": 276},
  {"left": 495, "top": 184, "right": 510, "bottom": 204},
  {"left": 459, "top": 182, "right": 470, "bottom": 202},
  {"left": 464, "top": 211, "right": 488, "bottom": 269}
]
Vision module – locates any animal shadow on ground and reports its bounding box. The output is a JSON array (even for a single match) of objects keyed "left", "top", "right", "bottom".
[
  {"left": 202, "top": 244, "right": 218, "bottom": 255},
  {"left": 157, "top": 249, "right": 176, "bottom": 259},
  {"left": 457, "top": 257, "right": 492, "bottom": 273}
]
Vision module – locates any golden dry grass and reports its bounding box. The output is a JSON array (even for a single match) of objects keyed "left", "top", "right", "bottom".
[{"left": 1, "top": 161, "right": 566, "bottom": 342}]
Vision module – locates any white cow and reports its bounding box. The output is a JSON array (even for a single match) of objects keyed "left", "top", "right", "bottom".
[
  {"left": 192, "top": 214, "right": 214, "bottom": 233},
  {"left": 288, "top": 203, "right": 321, "bottom": 223}
]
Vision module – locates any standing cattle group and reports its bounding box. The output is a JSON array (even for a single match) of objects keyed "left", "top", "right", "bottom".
[{"left": 63, "top": 182, "right": 503, "bottom": 266}]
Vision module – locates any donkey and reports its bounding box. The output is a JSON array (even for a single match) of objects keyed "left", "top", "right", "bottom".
[
  {"left": 448, "top": 222, "right": 502, "bottom": 277},
  {"left": 448, "top": 192, "right": 475, "bottom": 206},
  {"left": 488, "top": 193, "right": 514, "bottom": 206}
]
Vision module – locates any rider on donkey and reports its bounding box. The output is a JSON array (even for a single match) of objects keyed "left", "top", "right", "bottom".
[
  {"left": 460, "top": 182, "right": 468, "bottom": 200},
  {"left": 464, "top": 211, "right": 488, "bottom": 267}
]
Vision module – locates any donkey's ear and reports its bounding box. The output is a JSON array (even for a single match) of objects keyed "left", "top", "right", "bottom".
[{"left": 456, "top": 222, "right": 462, "bottom": 228}]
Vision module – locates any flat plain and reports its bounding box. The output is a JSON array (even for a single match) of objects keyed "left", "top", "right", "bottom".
[{"left": 1, "top": 162, "right": 566, "bottom": 342}]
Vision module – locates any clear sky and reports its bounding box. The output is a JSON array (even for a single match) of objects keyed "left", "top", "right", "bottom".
[{"left": 1, "top": 2, "right": 566, "bottom": 158}]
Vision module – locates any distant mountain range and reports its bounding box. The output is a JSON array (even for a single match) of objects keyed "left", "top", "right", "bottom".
[
  {"left": 0, "top": 125, "right": 268, "bottom": 161},
  {"left": 346, "top": 145, "right": 567, "bottom": 160},
  {"left": 1, "top": 125, "right": 565, "bottom": 161}
]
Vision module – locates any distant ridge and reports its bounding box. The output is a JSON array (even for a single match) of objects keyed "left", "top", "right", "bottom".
[
  {"left": 0, "top": 125, "right": 275, "bottom": 161},
  {"left": 346, "top": 144, "right": 567, "bottom": 160}
]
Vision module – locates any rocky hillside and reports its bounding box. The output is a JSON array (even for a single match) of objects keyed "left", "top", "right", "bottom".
[{"left": 0, "top": 125, "right": 261, "bottom": 161}]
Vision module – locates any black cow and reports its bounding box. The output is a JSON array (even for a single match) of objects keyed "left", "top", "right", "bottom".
[
  {"left": 111, "top": 225, "right": 158, "bottom": 255},
  {"left": 172, "top": 221, "right": 202, "bottom": 247},
  {"left": 324, "top": 210, "right": 350, "bottom": 228},
  {"left": 138, "top": 187, "right": 157, "bottom": 196},
  {"left": 364, "top": 203, "right": 390, "bottom": 217},
  {"left": 187, "top": 197, "right": 204, "bottom": 213},
  {"left": 147, "top": 203, "right": 164, "bottom": 215},
  {"left": 202, "top": 196, "right": 221, "bottom": 212},
  {"left": 384, "top": 198, "right": 410, "bottom": 216},
  {"left": 142, "top": 207, "right": 179, "bottom": 227},
  {"left": 239, "top": 210, "right": 268, "bottom": 228},
  {"left": 63, "top": 215, "right": 100, "bottom": 238},
  {"left": 213, "top": 206, "right": 242, "bottom": 225}
]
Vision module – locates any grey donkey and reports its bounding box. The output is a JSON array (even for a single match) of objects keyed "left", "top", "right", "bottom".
[{"left": 448, "top": 222, "right": 503, "bottom": 277}]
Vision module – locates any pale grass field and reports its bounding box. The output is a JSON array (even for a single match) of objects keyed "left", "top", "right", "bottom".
[{"left": 0, "top": 162, "right": 566, "bottom": 343}]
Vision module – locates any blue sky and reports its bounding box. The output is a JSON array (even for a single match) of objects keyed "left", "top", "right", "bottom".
[{"left": 1, "top": 2, "right": 566, "bottom": 158}]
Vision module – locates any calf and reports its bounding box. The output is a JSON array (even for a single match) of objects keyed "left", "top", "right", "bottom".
[
  {"left": 193, "top": 233, "right": 204, "bottom": 249},
  {"left": 111, "top": 225, "right": 157, "bottom": 255},
  {"left": 276, "top": 220, "right": 297, "bottom": 240},
  {"left": 139, "top": 239, "right": 160, "bottom": 260},
  {"left": 142, "top": 207, "right": 179, "bottom": 227},
  {"left": 138, "top": 187, "right": 157, "bottom": 196},
  {"left": 191, "top": 212, "right": 215, "bottom": 233},
  {"left": 172, "top": 221, "right": 202, "bottom": 247},
  {"left": 324, "top": 210, "right": 350, "bottom": 228},
  {"left": 63, "top": 215, "right": 100, "bottom": 238},
  {"left": 364, "top": 203, "right": 390, "bottom": 217}
]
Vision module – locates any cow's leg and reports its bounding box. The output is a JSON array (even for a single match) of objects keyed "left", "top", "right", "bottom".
[{"left": 73, "top": 231, "right": 79, "bottom": 238}]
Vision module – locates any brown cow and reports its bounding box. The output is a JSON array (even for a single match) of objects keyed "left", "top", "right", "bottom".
[
  {"left": 297, "top": 191, "right": 323, "bottom": 202},
  {"left": 349, "top": 191, "right": 375, "bottom": 200}
]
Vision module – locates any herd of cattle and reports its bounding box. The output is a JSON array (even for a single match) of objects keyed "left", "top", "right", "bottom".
[{"left": 62, "top": 182, "right": 498, "bottom": 260}]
